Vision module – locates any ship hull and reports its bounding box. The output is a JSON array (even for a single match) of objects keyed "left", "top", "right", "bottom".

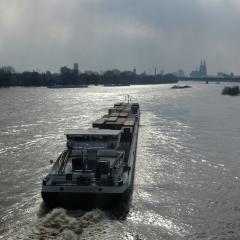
[{"left": 41, "top": 188, "right": 132, "bottom": 209}]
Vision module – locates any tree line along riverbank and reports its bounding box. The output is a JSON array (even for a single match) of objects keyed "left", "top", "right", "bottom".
[{"left": 0, "top": 66, "right": 177, "bottom": 87}]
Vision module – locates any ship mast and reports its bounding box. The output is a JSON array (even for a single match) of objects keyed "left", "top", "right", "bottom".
[{"left": 125, "top": 95, "right": 131, "bottom": 103}]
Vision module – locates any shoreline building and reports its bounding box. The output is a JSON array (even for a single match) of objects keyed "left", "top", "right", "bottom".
[
  {"left": 73, "top": 63, "right": 79, "bottom": 74},
  {"left": 190, "top": 59, "right": 207, "bottom": 78}
]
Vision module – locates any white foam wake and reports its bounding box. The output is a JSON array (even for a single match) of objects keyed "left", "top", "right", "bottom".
[{"left": 34, "top": 208, "right": 107, "bottom": 239}]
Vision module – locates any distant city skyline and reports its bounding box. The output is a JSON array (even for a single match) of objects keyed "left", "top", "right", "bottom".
[
  {"left": 1, "top": 0, "right": 240, "bottom": 74},
  {"left": 1, "top": 60, "right": 238, "bottom": 77}
]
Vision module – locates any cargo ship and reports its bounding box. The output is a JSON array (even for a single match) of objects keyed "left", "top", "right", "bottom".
[{"left": 41, "top": 102, "right": 140, "bottom": 208}]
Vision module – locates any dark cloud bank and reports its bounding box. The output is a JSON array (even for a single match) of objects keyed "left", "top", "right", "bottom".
[{"left": 0, "top": 0, "right": 240, "bottom": 74}]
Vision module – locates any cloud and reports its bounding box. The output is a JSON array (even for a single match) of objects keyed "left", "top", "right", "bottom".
[{"left": 0, "top": 0, "right": 239, "bottom": 74}]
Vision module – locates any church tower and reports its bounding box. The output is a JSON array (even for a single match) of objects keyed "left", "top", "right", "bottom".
[
  {"left": 203, "top": 59, "right": 207, "bottom": 76},
  {"left": 198, "top": 59, "right": 207, "bottom": 77}
]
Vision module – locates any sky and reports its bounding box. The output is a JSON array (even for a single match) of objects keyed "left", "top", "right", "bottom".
[{"left": 0, "top": 0, "right": 240, "bottom": 75}]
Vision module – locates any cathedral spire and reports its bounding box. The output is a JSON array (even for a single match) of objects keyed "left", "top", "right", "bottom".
[{"left": 204, "top": 59, "right": 207, "bottom": 76}]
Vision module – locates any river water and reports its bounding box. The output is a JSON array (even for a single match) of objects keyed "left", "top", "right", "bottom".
[{"left": 0, "top": 83, "right": 240, "bottom": 239}]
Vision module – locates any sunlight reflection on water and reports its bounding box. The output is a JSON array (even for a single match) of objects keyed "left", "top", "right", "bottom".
[{"left": 0, "top": 84, "right": 240, "bottom": 239}]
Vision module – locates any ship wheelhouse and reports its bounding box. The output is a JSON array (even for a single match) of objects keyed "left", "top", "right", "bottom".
[{"left": 44, "top": 129, "right": 127, "bottom": 187}]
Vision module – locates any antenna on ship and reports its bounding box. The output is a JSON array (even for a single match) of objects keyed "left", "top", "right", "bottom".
[
  {"left": 126, "top": 95, "right": 131, "bottom": 103},
  {"left": 124, "top": 95, "right": 132, "bottom": 103}
]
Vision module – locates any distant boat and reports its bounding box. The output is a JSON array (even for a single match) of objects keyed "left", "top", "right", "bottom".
[
  {"left": 171, "top": 85, "right": 191, "bottom": 89},
  {"left": 47, "top": 85, "right": 88, "bottom": 89},
  {"left": 222, "top": 86, "right": 240, "bottom": 96}
]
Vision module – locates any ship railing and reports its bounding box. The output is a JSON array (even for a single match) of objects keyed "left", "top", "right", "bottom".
[
  {"left": 50, "top": 150, "right": 67, "bottom": 174},
  {"left": 111, "top": 152, "right": 124, "bottom": 170},
  {"left": 53, "top": 149, "right": 72, "bottom": 174}
]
